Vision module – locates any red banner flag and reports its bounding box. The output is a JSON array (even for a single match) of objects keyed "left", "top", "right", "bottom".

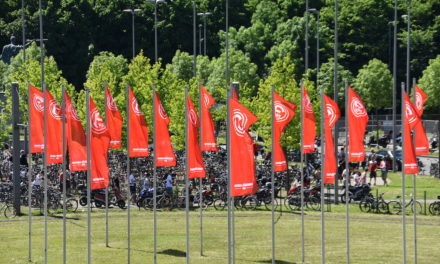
[
  {"left": 200, "top": 85, "right": 218, "bottom": 151},
  {"left": 273, "top": 92, "right": 296, "bottom": 172},
  {"left": 187, "top": 95, "right": 206, "bottom": 178},
  {"left": 302, "top": 86, "right": 316, "bottom": 153},
  {"left": 89, "top": 97, "right": 110, "bottom": 190},
  {"left": 128, "top": 87, "right": 149, "bottom": 157},
  {"left": 29, "top": 85, "right": 44, "bottom": 153},
  {"left": 105, "top": 86, "right": 123, "bottom": 149},
  {"left": 46, "top": 90, "right": 63, "bottom": 164},
  {"left": 230, "top": 98, "right": 259, "bottom": 197},
  {"left": 154, "top": 92, "right": 176, "bottom": 166},
  {"left": 323, "top": 95, "right": 340, "bottom": 184},
  {"left": 347, "top": 87, "right": 369, "bottom": 162},
  {"left": 65, "top": 91, "right": 87, "bottom": 171},
  {"left": 403, "top": 92, "right": 421, "bottom": 174},
  {"left": 414, "top": 85, "right": 429, "bottom": 155}
]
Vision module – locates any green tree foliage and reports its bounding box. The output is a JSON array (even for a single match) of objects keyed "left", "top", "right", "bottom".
[
  {"left": 419, "top": 54, "right": 440, "bottom": 109},
  {"left": 318, "top": 59, "right": 354, "bottom": 104}
]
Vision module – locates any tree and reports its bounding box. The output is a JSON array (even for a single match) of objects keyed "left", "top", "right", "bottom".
[
  {"left": 318, "top": 58, "right": 354, "bottom": 105},
  {"left": 419, "top": 54, "right": 440, "bottom": 110}
]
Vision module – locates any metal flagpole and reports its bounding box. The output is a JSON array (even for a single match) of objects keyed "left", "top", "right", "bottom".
[
  {"left": 333, "top": 0, "right": 340, "bottom": 205},
  {"left": 185, "top": 86, "right": 190, "bottom": 264},
  {"left": 344, "top": 80, "right": 350, "bottom": 264},
  {"left": 125, "top": 83, "right": 131, "bottom": 263},
  {"left": 271, "top": 85, "right": 276, "bottom": 264},
  {"left": 86, "top": 88, "right": 92, "bottom": 264},
  {"left": 27, "top": 82, "right": 33, "bottom": 262},
  {"left": 392, "top": 0, "right": 398, "bottom": 172},
  {"left": 401, "top": 82, "right": 407, "bottom": 264},
  {"left": 198, "top": 84, "right": 204, "bottom": 256},
  {"left": 225, "top": 0, "right": 229, "bottom": 85},
  {"left": 104, "top": 80, "right": 109, "bottom": 248},
  {"left": 299, "top": 82, "right": 305, "bottom": 264},
  {"left": 412, "top": 78, "right": 417, "bottom": 264},
  {"left": 305, "top": 0, "right": 309, "bottom": 71},
  {"left": 22, "top": 0, "right": 26, "bottom": 61},
  {"left": 152, "top": 84, "right": 158, "bottom": 264},
  {"left": 193, "top": 0, "right": 197, "bottom": 76},
  {"left": 231, "top": 83, "right": 239, "bottom": 264},
  {"left": 62, "top": 85, "right": 67, "bottom": 264},
  {"left": 320, "top": 78, "right": 325, "bottom": 264},
  {"left": 406, "top": 0, "right": 411, "bottom": 94},
  {"left": 227, "top": 86, "right": 232, "bottom": 264}
]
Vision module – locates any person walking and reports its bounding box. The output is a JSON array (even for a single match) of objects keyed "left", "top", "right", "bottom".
[
  {"left": 368, "top": 156, "right": 378, "bottom": 186},
  {"left": 380, "top": 156, "right": 388, "bottom": 186}
]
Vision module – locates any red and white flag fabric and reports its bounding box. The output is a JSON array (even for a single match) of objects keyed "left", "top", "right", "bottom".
[
  {"left": 46, "top": 90, "right": 63, "bottom": 164},
  {"left": 347, "top": 87, "right": 369, "bottom": 162},
  {"left": 89, "top": 96, "right": 110, "bottom": 190},
  {"left": 273, "top": 92, "right": 296, "bottom": 172},
  {"left": 323, "top": 95, "right": 340, "bottom": 184},
  {"left": 302, "top": 86, "right": 316, "bottom": 153},
  {"left": 187, "top": 95, "right": 206, "bottom": 178},
  {"left": 65, "top": 91, "right": 87, "bottom": 171},
  {"left": 403, "top": 92, "right": 421, "bottom": 174},
  {"left": 128, "top": 87, "right": 149, "bottom": 157},
  {"left": 154, "top": 92, "right": 176, "bottom": 166},
  {"left": 229, "top": 97, "right": 259, "bottom": 197},
  {"left": 200, "top": 85, "right": 218, "bottom": 152},
  {"left": 29, "top": 84, "right": 45, "bottom": 153},
  {"left": 105, "top": 86, "right": 123, "bottom": 149},
  {"left": 413, "top": 85, "right": 429, "bottom": 156}
]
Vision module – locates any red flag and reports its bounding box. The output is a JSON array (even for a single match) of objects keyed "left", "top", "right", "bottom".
[
  {"left": 154, "top": 92, "right": 176, "bottom": 166},
  {"left": 347, "top": 87, "right": 369, "bottom": 162},
  {"left": 403, "top": 92, "right": 421, "bottom": 174},
  {"left": 89, "top": 97, "right": 110, "bottom": 190},
  {"left": 323, "top": 95, "right": 340, "bottom": 184},
  {"left": 128, "top": 87, "right": 149, "bottom": 157},
  {"left": 302, "top": 86, "right": 316, "bottom": 153},
  {"left": 187, "top": 95, "right": 206, "bottom": 178},
  {"left": 232, "top": 87, "right": 239, "bottom": 100},
  {"left": 105, "top": 86, "right": 123, "bottom": 149},
  {"left": 200, "top": 85, "right": 218, "bottom": 151},
  {"left": 230, "top": 98, "right": 258, "bottom": 196},
  {"left": 65, "top": 91, "right": 87, "bottom": 171},
  {"left": 273, "top": 92, "right": 296, "bottom": 172},
  {"left": 29, "top": 85, "right": 44, "bottom": 153},
  {"left": 46, "top": 90, "right": 63, "bottom": 164},
  {"left": 414, "top": 85, "right": 429, "bottom": 155}
]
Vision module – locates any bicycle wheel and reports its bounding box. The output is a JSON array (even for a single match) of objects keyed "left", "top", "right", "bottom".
[
  {"left": 306, "top": 197, "right": 321, "bottom": 211},
  {"left": 377, "top": 201, "right": 389, "bottom": 214},
  {"left": 242, "top": 197, "right": 258, "bottom": 211},
  {"left": 429, "top": 202, "right": 440, "bottom": 215},
  {"left": 263, "top": 198, "right": 278, "bottom": 211},
  {"left": 388, "top": 201, "right": 402, "bottom": 215},
  {"left": 411, "top": 201, "right": 423, "bottom": 214},
  {"left": 4, "top": 205, "right": 16, "bottom": 218},
  {"left": 286, "top": 196, "right": 301, "bottom": 211},
  {"left": 359, "top": 200, "right": 371, "bottom": 213},
  {"left": 213, "top": 198, "right": 227, "bottom": 211},
  {"left": 65, "top": 199, "right": 78, "bottom": 213}
]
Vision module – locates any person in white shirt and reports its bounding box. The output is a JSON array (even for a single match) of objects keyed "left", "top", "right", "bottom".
[{"left": 380, "top": 156, "right": 388, "bottom": 186}]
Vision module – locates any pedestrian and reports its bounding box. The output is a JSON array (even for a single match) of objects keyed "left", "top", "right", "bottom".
[
  {"left": 129, "top": 172, "right": 136, "bottom": 203},
  {"left": 165, "top": 173, "right": 173, "bottom": 196},
  {"left": 380, "top": 156, "right": 388, "bottom": 186},
  {"left": 360, "top": 168, "right": 368, "bottom": 185},
  {"left": 368, "top": 157, "right": 378, "bottom": 186}
]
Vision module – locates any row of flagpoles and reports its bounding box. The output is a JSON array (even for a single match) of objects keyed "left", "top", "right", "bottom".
[{"left": 26, "top": 79, "right": 429, "bottom": 263}]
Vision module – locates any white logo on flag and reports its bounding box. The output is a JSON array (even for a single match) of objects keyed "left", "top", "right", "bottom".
[
  {"left": 232, "top": 109, "right": 247, "bottom": 137},
  {"left": 67, "top": 103, "right": 81, "bottom": 121},
  {"left": 274, "top": 101, "right": 289, "bottom": 122},
  {"left": 350, "top": 97, "right": 367, "bottom": 118},
  {"left": 106, "top": 94, "right": 118, "bottom": 111},
  {"left": 326, "top": 103, "right": 337, "bottom": 127},
  {"left": 415, "top": 92, "right": 423, "bottom": 111},
  {"left": 405, "top": 101, "right": 417, "bottom": 124},
  {"left": 189, "top": 109, "right": 198, "bottom": 125},
  {"left": 131, "top": 99, "right": 143, "bottom": 116},
  {"left": 304, "top": 95, "right": 313, "bottom": 114},
  {"left": 203, "top": 93, "right": 210, "bottom": 107},
  {"left": 49, "top": 100, "right": 62, "bottom": 120},
  {"left": 91, "top": 109, "right": 106, "bottom": 134},
  {"left": 158, "top": 103, "right": 168, "bottom": 120},
  {"left": 33, "top": 95, "right": 44, "bottom": 112}
]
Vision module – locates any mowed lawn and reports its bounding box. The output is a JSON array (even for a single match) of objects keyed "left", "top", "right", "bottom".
[{"left": 1, "top": 207, "right": 440, "bottom": 264}]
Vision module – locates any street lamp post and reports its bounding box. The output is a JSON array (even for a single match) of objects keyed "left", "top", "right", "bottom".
[
  {"left": 197, "top": 12, "right": 212, "bottom": 56},
  {"left": 123, "top": 8, "right": 142, "bottom": 59},
  {"left": 402, "top": 1, "right": 411, "bottom": 94},
  {"left": 199, "top": 24, "right": 202, "bottom": 55},
  {"left": 392, "top": 0, "right": 398, "bottom": 172},
  {"left": 146, "top": 0, "right": 166, "bottom": 63}
]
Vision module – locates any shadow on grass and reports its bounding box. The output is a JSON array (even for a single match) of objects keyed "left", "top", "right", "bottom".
[
  {"left": 256, "top": 260, "right": 296, "bottom": 264},
  {"left": 158, "top": 249, "right": 186, "bottom": 257}
]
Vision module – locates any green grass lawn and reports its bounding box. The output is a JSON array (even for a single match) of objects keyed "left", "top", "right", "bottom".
[{"left": 1, "top": 207, "right": 440, "bottom": 264}]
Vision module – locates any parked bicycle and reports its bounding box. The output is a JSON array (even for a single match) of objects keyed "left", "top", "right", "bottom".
[{"left": 388, "top": 194, "right": 422, "bottom": 215}]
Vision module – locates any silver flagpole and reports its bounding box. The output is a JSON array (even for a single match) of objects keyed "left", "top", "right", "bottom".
[
  {"left": 344, "top": 80, "right": 350, "bottom": 264},
  {"left": 299, "top": 81, "right": 305, "bottom": 264},
  {"left": 227, "top": 86, "right": 232, "bottom": 264},
  {"left": 104, "top": 80, "right": 109, "bottom": 248},
  {"left": 320, "top": 80, "right": 325, "bottom": 264},
  {"left": 152, "top": 84, "right": 158, "bottom": 264},
  {"left": 271, "top": 85, "right": 275, "bottom": 264},
  {"left": 27, "top": 82, "right": 33, "bottom": 262},
  {"left": 198, "top": 83, "right": 204, "bottom": 256},
  {"left": 125, "top": 83, "right": 131, "bottom": 263},
  {"left": 401, "top": 82, "right": 407, "bottom": 264},
  {"left": 43, "top": 82, "right": 48, "bottom": 264},
  {"left": 62, "top": 85, "right": 67, "bottom": 264},
  {"left": 185, "top": 86, "right": 190, "bottom": 264},
  {"left": 86, "top": 89, "right": 92, "bottom": 264},
  {"left": 412, "top": 78, "right": 417, "bottom": 264},
  {"left": 231, "top": 83, "right": 238, "bottom": 264}
]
